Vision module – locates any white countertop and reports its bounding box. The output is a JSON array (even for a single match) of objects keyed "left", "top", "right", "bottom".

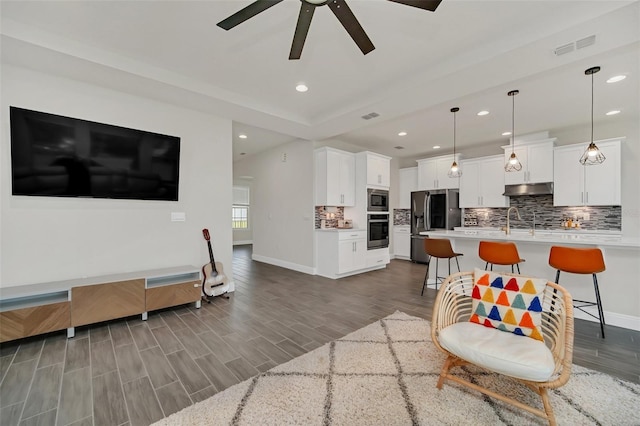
[
  {"left": 419, "top": 228, "right": 640, "bottom": 249},
  {"left": 316, "top": 228, "right": 363, "bottom": 232}
]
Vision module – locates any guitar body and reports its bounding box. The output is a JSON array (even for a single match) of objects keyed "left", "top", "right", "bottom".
[{"left": 201, "top": 228, "right": 229, "bottom": 299}]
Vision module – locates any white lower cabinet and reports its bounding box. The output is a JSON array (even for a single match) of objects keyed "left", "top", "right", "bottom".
[
  {"left": 338, "top": 233, "right": 367, "bottom": 274},
  {"left": 393, "top": 227, "right": 411, "bottom": 259},
  {"left": 316, "top": 230, "right": 367, "bottom": 279}
]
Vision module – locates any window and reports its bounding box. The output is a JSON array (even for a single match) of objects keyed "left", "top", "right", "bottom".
[{"left": 233, "top": 185, "right": 250, "bottom": 230}]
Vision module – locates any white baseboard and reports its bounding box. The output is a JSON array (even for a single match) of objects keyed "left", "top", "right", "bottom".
[
  {"left": 573, "top": 306, "right": 640, "bottom": 332},
  {"left": 233, "top": 240, "right": 253, "bottom": 246},
  {"left": 251, "top": 254, "right": 315, "bottom": 275}
]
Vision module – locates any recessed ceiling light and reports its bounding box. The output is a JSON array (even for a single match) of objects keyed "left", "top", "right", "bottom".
[
  {"left": 394, "top": 146, "right": 405, "bottom": 150},
  {"left": 606, "top": 110, "right": 621, "bottom": 116},
  {"left": 295, "top": 83, "right": 308, "bottom": 92},
  {"left": 502, "top": 131, "right": 512, "bottom": 136},
  {"left": 477, "top": 110, "right": 489, "bottom": 116},
  {"left": 398, "top": 131, "right": 407, "bottom": 136},
  {"left": 433, "top": 145, "right": 441, "bottom": 149},
  {"left": 238, "top": 134, "right": 247, "bottom": 139},
  {"left": 606, "top": 75, "right": 626, "bottom": 83}
]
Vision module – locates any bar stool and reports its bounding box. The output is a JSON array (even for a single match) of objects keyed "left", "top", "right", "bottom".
[
  {"left": 549, "top": 245, "right": 606, "bottom": 338},
  {"left": 478, "top": 241, "right": 525, "bottom": 273},
  {"left": 421, "top": 238, "right": 463, "bottom": 295}
]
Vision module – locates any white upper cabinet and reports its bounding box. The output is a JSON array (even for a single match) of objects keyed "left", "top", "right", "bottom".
[
  {"left": 398, "top": 167, "right": 418, "bottom": 209},
  {"left": 503, "top": 138, "right": 555, "bottom": 185},
  {"left": 315, "top": 147, "right": 355, "bottom": 206},
  {"left": 553, "top": 138, "right": 622, "bottom": 206},
  {"left": 417, "top": 154, "right": 460, "bottom": 190},
  {"left": 460, "top": 155, "right": 508, "bottom": 208},
  {"left": 358, "top": 151, "right": 391, "bottom": 188}
]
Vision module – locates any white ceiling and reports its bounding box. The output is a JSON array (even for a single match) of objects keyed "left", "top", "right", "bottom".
[{"left": 1, "top": 1, "right": 638, "bottom": 163}]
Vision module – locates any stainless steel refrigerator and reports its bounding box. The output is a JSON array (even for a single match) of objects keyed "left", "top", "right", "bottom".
[{"left": 410, "top": 189, "right": 461, "bottom": 263}]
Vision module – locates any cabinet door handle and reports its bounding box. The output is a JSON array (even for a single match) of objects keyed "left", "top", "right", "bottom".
[
  {"left": 585, "top": 192, "right": 589, "bottom": 204},
  {"left": 581, "top": 192, "right": 584, "bottom": 204}
]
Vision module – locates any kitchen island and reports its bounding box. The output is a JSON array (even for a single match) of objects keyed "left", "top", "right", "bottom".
[{"left": 420, "top": 228, "right": 640, "bottom": 331}]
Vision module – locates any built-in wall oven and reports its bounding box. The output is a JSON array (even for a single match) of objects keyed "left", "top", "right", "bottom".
[
  {"left": 368, "top": 214, "right": 389, "bottom": 249},
  {"left": 367, "top": 188, "right": 389, "bottom": 212}
]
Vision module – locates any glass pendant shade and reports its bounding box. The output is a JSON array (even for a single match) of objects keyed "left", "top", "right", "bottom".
[
  {"left": 448, "top": 107, "right": 462, "bottom": 178},
  {"left": 579, "top": 66, "right": 606, "bottom": 165},
  {"left": 504, "top": 90, "right": 522, "bottom": 172}
]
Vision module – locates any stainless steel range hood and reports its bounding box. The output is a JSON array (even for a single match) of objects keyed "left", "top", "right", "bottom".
[{"left": 503, "top": 182, "right": 554, "bottom": 196}]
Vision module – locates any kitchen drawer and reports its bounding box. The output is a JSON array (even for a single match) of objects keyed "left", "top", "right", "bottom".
[
  {"left": 366, "top": 251, "right": 390, "bottom": 268},
  {"left": 338, "top": 230, "right": 366, "bottom": 241}
]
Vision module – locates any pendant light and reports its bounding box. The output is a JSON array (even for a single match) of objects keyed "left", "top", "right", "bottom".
[
  {"left": 579, "top": 66, "right": 606, "bottom": 165},
  {"left": 504, "top": 90, "right": 523, "bottom": 172},
  {"left": 448, "top": 107, "right": 462, "bottom": 178}
]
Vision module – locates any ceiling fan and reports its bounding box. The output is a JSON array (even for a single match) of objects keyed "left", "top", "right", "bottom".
[{"left": 217, "top": 0, "right": 443, "bottom": 60}]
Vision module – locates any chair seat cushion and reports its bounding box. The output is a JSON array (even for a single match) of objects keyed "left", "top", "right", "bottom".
[{"left": 438, "top": 322, "right": 555, "bottom": 382}]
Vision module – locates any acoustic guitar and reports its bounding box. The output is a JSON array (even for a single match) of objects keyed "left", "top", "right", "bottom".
[{"left": 201, "top": 228, "right": 229, "bottom": 300}]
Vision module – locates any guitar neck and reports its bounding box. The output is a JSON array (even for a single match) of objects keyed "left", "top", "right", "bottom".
[{"left": 207, "top": 241, "right": 218, "bottom": 273}]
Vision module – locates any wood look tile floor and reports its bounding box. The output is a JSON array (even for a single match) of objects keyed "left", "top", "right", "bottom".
[{"left": 1, "top": 244, "right": 638, "bottom": 426}]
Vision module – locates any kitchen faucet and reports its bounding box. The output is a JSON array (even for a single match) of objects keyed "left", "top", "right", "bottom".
[
  {"left": 505, "top": 206, "right": 522, "bottom": 235},
  {"left": 530, "top": 212, "right": 536, "bottom": 236}
]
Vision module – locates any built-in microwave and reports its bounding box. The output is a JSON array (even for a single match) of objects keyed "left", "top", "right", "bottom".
[{"left": 367, "top": 188, "right": 389, "bottom": 212}]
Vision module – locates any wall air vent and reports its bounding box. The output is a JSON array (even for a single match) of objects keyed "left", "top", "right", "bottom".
[
  {"left": 361, "top": 112, "right": 380, "bottom": 120},
  {"left": 576, "top": 34, "right": 596, "bottom": 50},
  {"left": 554, "top": 42, "right": 574, "bottom": 56},
  {"left": 554, "top": 35, "right": 596, "bottom": 56}
]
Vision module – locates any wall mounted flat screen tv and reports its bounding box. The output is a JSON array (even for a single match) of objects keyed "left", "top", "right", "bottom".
[{"left": 10, "top": 107, "right": 180, "bottom": 201}]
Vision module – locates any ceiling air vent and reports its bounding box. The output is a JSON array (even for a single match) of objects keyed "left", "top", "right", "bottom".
[
  {"left": 576, "top": 34, "right": 596, "bottom": 50},
  {"left": 361, "top": 112, "right": 380, "bottom": 120},
  {"left": 554, "top": 42, "right": 574, "bottom": 56}
]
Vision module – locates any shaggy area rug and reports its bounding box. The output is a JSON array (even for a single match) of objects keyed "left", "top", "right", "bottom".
[{"left": 153, "top": 311, "right": 639, "bottom": 425}]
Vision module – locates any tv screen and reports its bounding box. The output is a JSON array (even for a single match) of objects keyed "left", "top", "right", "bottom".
[{"left": 10, "top": 107, "right": 180, "bottom": 201}]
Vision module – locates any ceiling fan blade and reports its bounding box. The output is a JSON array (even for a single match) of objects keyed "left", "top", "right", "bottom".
[
  {"left": 217, "top": 0, "right": 285, "bottom": 30},
  {"left": 289, "top": 2, "right": 316, "bottom": 60},
  {"left": 327, "top": 0, "right": 375, "bottom": 55},
  {"left": 387, "top": 0, "right": 443, "bottom": 12}
]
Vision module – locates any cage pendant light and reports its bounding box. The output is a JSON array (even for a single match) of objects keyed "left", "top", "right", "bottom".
[
  {"left": 580, "top": 66, "right": 606, "bottom": 165},
  {"left": 504, "top": 90, "right": 523, "bottom": 172},
  {"left": 448, "top": 107, "right": 462, "bottom": 178}
]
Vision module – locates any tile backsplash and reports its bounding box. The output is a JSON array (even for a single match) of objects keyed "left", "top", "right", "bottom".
[
  {"left": 393, "top": 195, "right": 621, "bottom": 231},
  {"left": 315, "top": 206, "right": 345, "bottom": 229},
  {"left": 394, "top": 209, "right": 411, "bottom": 225},
  {"left": 465, "top": 195, "right": 621, "bottom": 231}
]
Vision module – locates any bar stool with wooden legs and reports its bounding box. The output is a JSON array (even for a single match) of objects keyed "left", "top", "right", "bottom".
[
  {"left": 549, "top": 245, "right": 606, "bottom": 338},
  {"left": 478, "top": 240, "right": 525, "bottom": 273},
  {"left": 421, "top": 238, "right": 463, "bottom": 295}
]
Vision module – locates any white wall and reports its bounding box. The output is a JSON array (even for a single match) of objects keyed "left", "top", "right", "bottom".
[
  {"left": 1, "top": 65, "right": 234, "bottom": 287},
  {"left": 233, "top": 139, "right": 315, "bottom": 273}
]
